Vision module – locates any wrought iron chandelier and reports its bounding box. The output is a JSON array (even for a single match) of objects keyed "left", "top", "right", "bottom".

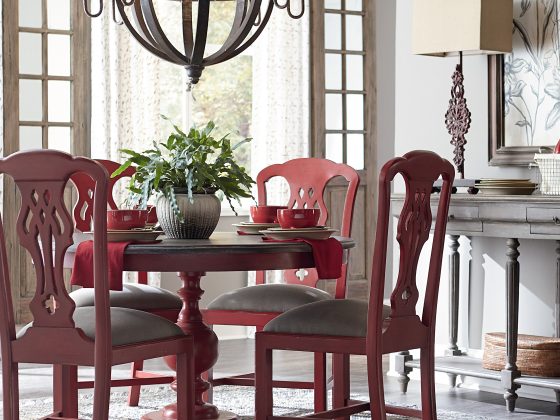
[{"left": 82, "top": 0, "right": 305, "bottom": 85}]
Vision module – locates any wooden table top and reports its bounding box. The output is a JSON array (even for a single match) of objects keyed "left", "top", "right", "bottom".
[{"left": 67, "top": 232, "right": 355, "bottom": 273}]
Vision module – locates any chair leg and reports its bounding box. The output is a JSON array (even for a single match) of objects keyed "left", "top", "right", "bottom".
[
  {"left": 367, "top": 352, "right": 386, "bottom": 420},
  {"left": 202, "top": 369, "right": 213, "bottom": 403},
  {"left": 205, "top": 323, "right": 214, "bottom": 403},
  {"left": 92, "top": 363, "right": 111, "bottom": 420},
  {"left": 128, "top": 360, "right": 144, "bottom": 406},
  {"left": 255, "top": 337, "right": 273, "bottom": 420},
  {"left": 314, "top": 352, "right": 327, "bottom": 412},
  {"left": 332, "top": 353, "right": 350, "bottom": 420},
  {"left": 2, "top": 360, "right": 19, "bottom": 420},
  {"left": 137, "top": 271, "right": 148, "bottom": 285},
  {"left": 53, "top": 364, "right": 78, "bottom": 418},
  {"left": 420, "top": 346, "right": 437, "bottom": 420},
  {"left": 176, "top": 346, "right": 195, "bottom": 420}
]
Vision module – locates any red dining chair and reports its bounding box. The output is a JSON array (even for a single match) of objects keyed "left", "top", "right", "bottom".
[
  {"left": 255, "top": 151, "right": 454, "bottom": 420},
  {"left": 0, "top": 150, "right": 194, "bottom": 420},
  {"left": 202, "top": 158, "right": 360, "bottom": 408},
  {"left": 69, "top": 159, "right": 182, "bottom": 406}
]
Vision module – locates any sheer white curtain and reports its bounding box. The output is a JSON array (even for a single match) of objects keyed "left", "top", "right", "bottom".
[
  {"left": 90, "top": 8, "right": 185, "bottom": 286},
  {"left": 249, "top": 6, "right": 310, "bottom": 287},
  {"left": 251, "top": 5, "right": 311, "bottom": 205}
]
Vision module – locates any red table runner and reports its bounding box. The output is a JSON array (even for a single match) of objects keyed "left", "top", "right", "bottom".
[
  {"left": 70, "top": 240, "right": 131, "bottom": 291},
  {"left": 262, "top": 237, "right": 343, "bottom": 279}
]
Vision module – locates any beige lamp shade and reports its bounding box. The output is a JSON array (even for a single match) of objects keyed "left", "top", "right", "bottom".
[{"left": 412, "top": 0, "right": 513, "bottom": 56}]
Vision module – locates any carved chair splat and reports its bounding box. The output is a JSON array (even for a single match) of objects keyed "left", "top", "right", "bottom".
[
  {"left": 0, "top": 150, "right": 194, "bottom": 420},
  {"left": 254, "top": 151, "right": 455, "bottom": 420}
]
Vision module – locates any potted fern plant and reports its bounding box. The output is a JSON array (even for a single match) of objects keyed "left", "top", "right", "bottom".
[{"left": 112, "top": 118, "right": 255, "bottom": 239}]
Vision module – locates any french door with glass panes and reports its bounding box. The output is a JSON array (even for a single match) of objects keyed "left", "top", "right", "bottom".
[
  {"left": 311, "top": 0, "right": 375, "bottom": 299},
  {"left": 3, "top": 0, "right": 90, "bottom": 322}
]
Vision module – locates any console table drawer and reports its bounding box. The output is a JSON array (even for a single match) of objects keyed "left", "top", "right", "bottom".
[
  {"left": 446, "top": 220, "right": 483, "bottom": 233},
  {"left": 445, "top": 205, "right": 479, "bottom": 220},
  {"left": 527, "top": 207, "right": 560, "bottom": 224},
  {"left": 530, "top": 223, "right": 560, "bottom": 235}
]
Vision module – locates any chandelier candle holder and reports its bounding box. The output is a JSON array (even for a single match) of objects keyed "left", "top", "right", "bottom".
[{"left": 82, "top": 0, "right": 305, "bottom": 86}]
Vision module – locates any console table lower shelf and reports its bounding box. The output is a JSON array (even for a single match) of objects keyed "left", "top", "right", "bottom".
[
  {"left": 391, "top": 194, "right": 560, "bottom": 412},
  {"left": 402, "top": 355, "right": 560, "bottom": 393}
]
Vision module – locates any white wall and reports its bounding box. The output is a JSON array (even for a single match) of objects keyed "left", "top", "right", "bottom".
[{"left": 392, "top": 0, "right": 559, "bottom": 400}]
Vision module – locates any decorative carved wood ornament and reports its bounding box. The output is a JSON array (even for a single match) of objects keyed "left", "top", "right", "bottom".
[
  {"left": 17, "top": 181, "right": 75, "bottom": 328},
  {"left": 393, "top": 184, "right": 432, "bottom": 317},
  {"left": 0, "top": 151, "right": 109, "bottom": 336},
  {"left": 445, "top": 61, "right": 472, "bottom": 179},
  {"left": 369, "top": 151, "right": 455, "bottom": 328}
]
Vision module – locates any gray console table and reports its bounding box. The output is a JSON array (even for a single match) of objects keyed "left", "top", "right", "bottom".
[{"left": 391, "top": 194, "right": 560, "bottom": 412}]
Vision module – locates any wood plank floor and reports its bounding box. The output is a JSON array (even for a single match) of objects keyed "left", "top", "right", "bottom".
[{"left": 4, "top": 338, "right": 560, "bottom": 418}]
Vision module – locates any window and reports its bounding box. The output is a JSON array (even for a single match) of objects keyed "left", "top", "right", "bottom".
[
  {"left": 310, "top": 1, "right": 375, "bottom": 298},
  {"left": 13, "top": 0, "right": 89, "bottom": 155},
  {"left": 313, "top": 0, "right": 369, "bottom": 171},
  {"left": 2, "top": 0, "right": 90, "bottom": 323}
]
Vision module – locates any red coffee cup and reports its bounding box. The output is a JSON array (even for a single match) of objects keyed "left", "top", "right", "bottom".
[
  {"left": 146, "top": 205, "right": 158, "bottom": 225},
  {"left": 250, "top": 205, "right": 288, "bottom": 224},
  {"left": 107, "top": 209, "right": 148, "bottom": 230},
  {"left": 277, "top": 208, "right": 321, "bottom": 229}
]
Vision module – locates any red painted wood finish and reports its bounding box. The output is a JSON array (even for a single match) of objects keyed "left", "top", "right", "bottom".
[
  {"left": 0, "top": 150, "right": 194, "bottom": 420},
  {"left": 255, "top": 151, "right": 455, "bottom": 420},
  {"left": 202, "top": 158, "right": 359, "bottom": 406},
  {"left": 256, "top": 158, "right": 359, "bottom": 296},
  {"left": 204, "top": 158, "right": 358, "bottom": 362},
  {"left": 70, "top": 160, "right": 151, "bottom": 284},
  {"left": 71, "top": 159, "right": 175, "bottom": 407},
  {"left": 71, "top": 159, "right": 134, "bottom": 229}
]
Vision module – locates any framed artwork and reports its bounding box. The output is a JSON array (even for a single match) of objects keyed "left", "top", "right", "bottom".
[{"left": 489, "top": 0, "right": 560, "bottom": 166}]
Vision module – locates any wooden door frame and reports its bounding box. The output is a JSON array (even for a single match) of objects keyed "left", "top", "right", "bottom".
[
  {"left": 310, "top": 0, "right": 377, "bottom": 297},
  {"left": 2, "top": 0, "right": 91, "bottom": 322}
]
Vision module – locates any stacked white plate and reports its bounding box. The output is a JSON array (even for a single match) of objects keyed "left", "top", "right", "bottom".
[
  {"left": 233, "top": 222, "right": 280, "bottom": 235},
  {"left": 475, "top": 179, "right": 537, "bottom": 195},
  {"left": 259, "top": 226, "right": 337, "bottom": 240}
]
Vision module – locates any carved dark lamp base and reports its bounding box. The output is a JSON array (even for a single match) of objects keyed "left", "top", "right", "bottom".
[{"left": 445, "top": 52, "right": 472, "bottom": 180}]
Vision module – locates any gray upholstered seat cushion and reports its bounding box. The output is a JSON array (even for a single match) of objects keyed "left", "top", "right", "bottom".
[
  {"left": 207, "top": 284, "right": 333, "bottom": 313},
  {"left": 263, "top": 299, "right": 391, "bottom": 337},
  {"left": 70, "top": 283, "right": 182, "bottom": 311},
  {"left": 17, "top": 307, "right": 185, "bottom": 346}
]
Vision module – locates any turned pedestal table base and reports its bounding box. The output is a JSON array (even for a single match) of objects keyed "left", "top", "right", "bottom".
[{"left": 142, "top": 272, "right": 236, "bottom": 420}]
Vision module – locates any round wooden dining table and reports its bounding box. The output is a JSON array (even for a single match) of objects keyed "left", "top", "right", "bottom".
[{"left": 70, "top": 232, "right": 354, "bottom": 420}]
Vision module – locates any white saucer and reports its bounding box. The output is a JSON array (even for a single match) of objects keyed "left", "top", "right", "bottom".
[
  {"left": 260, "top": 228, "right": 337, "bottom": 240},
  {"left": 233, "top": 222, "right": 279, "bottom": 235}
]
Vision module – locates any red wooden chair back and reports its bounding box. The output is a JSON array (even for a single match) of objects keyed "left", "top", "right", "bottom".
[
  {"left": 71, "top": 159, "right": 135, "bottom": 232},
  {"left": 367, "top": 150, "right": 454, "bottom": 354},
  {"left": 0, "top": 150, "right": 111, "bottom": 360},
  {"left": 256, "top": 158, "right": 359, "bottom": 298}
]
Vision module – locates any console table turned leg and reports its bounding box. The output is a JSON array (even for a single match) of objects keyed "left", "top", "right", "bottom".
[
  {"left": 446, "top": 235, "right": 462, "bottom": 387},
  {"left": 554, "top": 241, "right": 560, "bottom": 404},
  {"left": 501, "top": 239, "right": 521, "bottom": 412},
  {"left": 395, "top": 351, "right": 413, "bottom": 393},
  {"left": 556, "top": 241, "right": 560, "bottom": 339}
]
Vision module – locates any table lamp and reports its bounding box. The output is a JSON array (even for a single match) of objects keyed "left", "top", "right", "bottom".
[{"left": 412, "top": 0, "right": 512, "bottom": 184}]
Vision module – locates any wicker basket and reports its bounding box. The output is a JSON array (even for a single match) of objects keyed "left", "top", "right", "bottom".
[
  {"left": 534, "top": 154, "right": 560, "bottom": 195},
  {"left": 483, "top": 332, "right": 560, "bottom": 377}
]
